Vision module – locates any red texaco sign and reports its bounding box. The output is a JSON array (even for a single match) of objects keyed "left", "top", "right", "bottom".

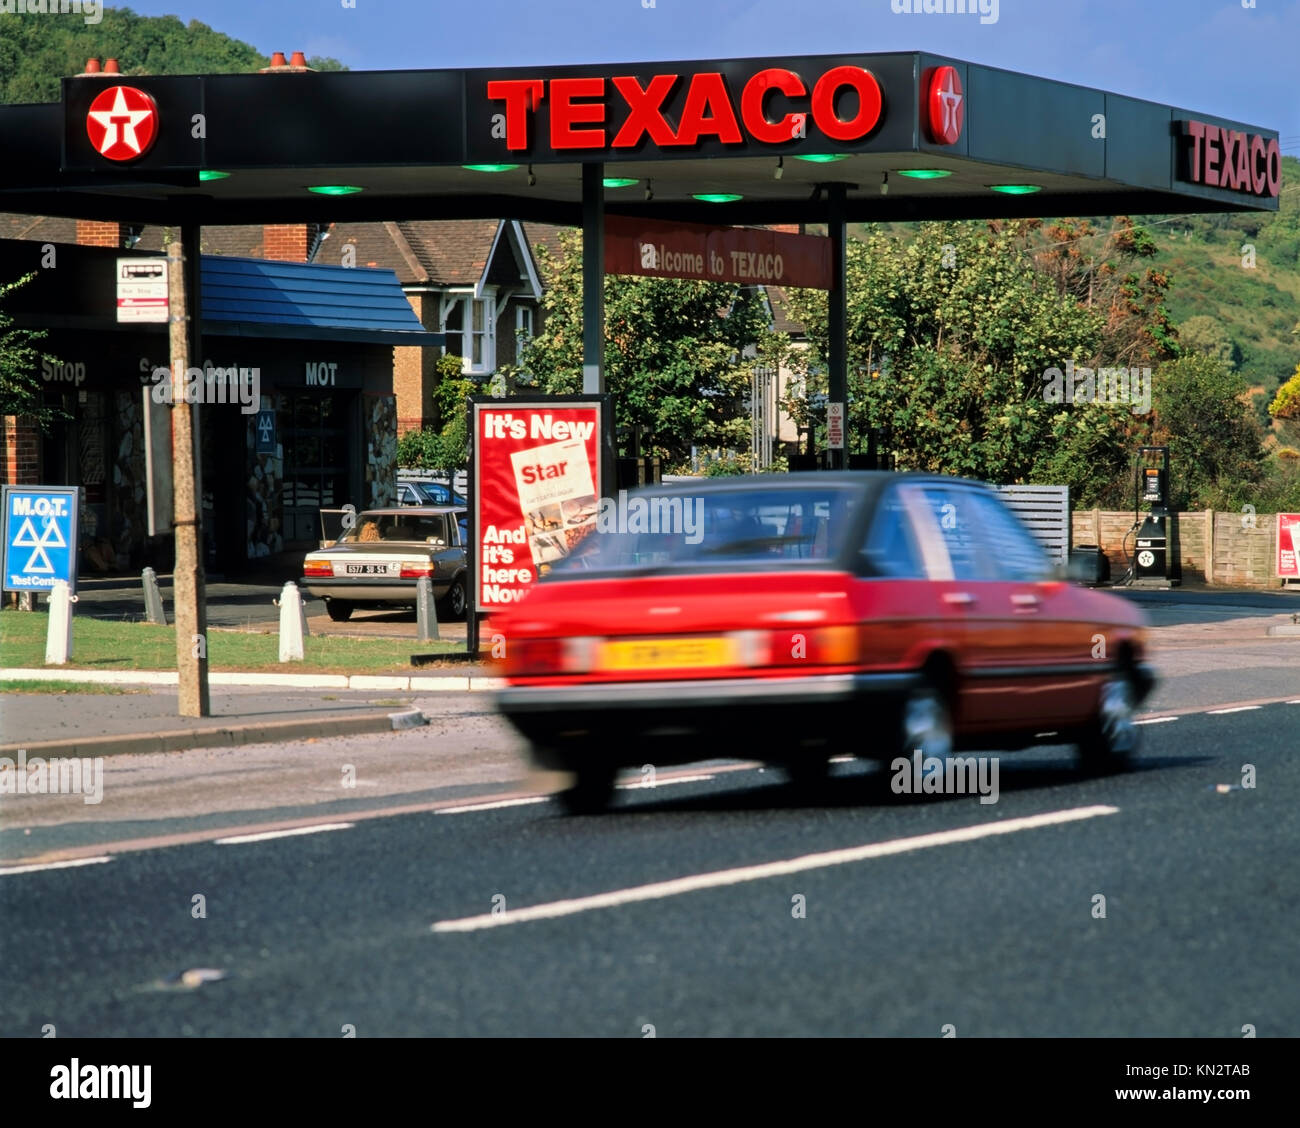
[{"left": 85, "top": 85, "right": 159, "bottom": 162}]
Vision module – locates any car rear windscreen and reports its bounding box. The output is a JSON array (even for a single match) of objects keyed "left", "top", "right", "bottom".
[{"left": 546, "top": 485, "right": 860, "bottom": 576}]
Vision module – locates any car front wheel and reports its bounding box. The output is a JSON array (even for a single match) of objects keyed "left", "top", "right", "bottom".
[
  {"left": 1077, "top": 674, "right": 1140, "bottom": 774},
  {"left": 325, "top": 599, "right": 354, "bottom": 622}
]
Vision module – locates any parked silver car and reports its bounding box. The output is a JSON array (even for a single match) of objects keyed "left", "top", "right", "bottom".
[{"left": 302, "top": 506, "right": 468, "bottom": 621}]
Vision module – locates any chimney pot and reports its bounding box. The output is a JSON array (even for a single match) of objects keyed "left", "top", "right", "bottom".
[
  {"left": 103, "top": 58, "right": 120, "bottom": 74},
  {"left": 269, "top": 51, "right": 287, "bottom": 67},
  {"left": 82, "top": 58, "right": 101, "bottom": 75},
  {"left": 289, "top": 51, "right": 308, "bottom": 68}
]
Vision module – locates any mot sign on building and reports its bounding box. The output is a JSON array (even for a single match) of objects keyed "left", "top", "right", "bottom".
[{"left": 2, "top": 485, "right": 81, "bottom": 594}]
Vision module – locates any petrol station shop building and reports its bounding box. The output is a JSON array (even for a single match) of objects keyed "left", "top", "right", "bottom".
[{"left": 0, "top": 50, "right": 1279, "bottom": 576}]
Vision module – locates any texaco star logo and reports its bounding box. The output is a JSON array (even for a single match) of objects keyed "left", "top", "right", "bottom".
[
  {"left": 925, "top": 66, "right": 964, "bottom": 146},
  {"left": 85, "top": 85, "right": 159, "bottom": 161}
]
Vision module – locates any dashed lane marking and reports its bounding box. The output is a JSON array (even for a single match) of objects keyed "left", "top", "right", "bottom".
[{"left": 431, "top": 805, "right": 1120, "bottom": 933}]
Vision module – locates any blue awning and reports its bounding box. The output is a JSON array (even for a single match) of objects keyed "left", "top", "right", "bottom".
[{"left": 200, "top": 256, "right": 442, "bottom": 346}]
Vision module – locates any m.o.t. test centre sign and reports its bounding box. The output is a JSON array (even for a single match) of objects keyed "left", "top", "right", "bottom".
[{"left": 2, "top": 486, "right": 81, "bottom": 593}]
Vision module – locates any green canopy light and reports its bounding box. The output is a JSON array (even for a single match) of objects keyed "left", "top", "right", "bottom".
[
  {"left": 794, "top": 154, "right": 849, "bottom": 163},
  {"left": 462, "top": 164, "right": 519, "bottom": 173},
  {"left": 896, "top": 169, "right": 951, "bottom": 180},
  {"left": 307, "top": 185, "right": 364, "bottom": 195},
  {"left": 989, "top": 184, "right": 1042, "bottom": 195},
  {"left": 603, "top": 177, "right": 639, "bottom": 188},
  {"left": 198, "top": 170, "right": 231, "bottom": 181},
  {"left": 692, "top": 193, "right": 744, "bottom": 203}
]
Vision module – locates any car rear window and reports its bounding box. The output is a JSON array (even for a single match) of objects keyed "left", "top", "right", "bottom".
[
  {"left": 545, "top": 486, "right": 861, "bottom": 576},
  {"left": 340, "top": 513, "right": 449, "bottom": 544}
]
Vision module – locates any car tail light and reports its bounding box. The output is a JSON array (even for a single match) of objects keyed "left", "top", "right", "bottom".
[
  {"left": 502, "top": 638, "right": 566, "bottom": 676},
  {"left": 562, "top": 637, "right": 599, "bottom": 673},
  {"left": 763, "top": 625, "right": 860, "bottom": 667},
  {"left": 399, "top": 561, "right": 433, "bottom": 578},
  {"left": 303, "top": 559, "right": 332, "bottom": 577},
  {"left": 732, "top": 630, "right": 771, "bottom": 667}
]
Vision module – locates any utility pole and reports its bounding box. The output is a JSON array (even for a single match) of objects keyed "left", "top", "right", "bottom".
[{"left": 167, "top": 236, "right": 210, "bottom": 716}]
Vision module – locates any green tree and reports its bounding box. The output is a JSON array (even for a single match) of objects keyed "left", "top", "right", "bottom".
[
  {"left": 395, "top": 355, "right": 471, "bottom": 471},
  {"left": 0, "top": 274, "right": 62, "bottom": 430},
  {"left": 500, "top": 230, "right": 784, "bottom": 470},
  {"left": 1146, "top": 354, "right": 1265, "bottom": 509},
  {"left": 1177, "top": 314, "right": 1237, "bottom": 368},
  {"left": 783, "top": 221, "right": 1108, "bottom": 484},
  {"left": 0, "top": 9, "right": 347, "bottom": 105}
]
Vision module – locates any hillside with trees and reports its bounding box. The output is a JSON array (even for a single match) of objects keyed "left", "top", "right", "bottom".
[{"left": 0, "top": 5, "right": 344, "bottom": 104}]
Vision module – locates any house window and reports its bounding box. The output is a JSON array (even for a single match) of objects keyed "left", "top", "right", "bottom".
[
  {"left": 440, "top": 292, "right": 494, "bottom": 374},
  {"left": 515, "top": 304, "right": 534, "bottom": 343}
]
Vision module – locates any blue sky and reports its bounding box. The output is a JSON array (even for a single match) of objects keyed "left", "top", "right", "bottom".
[{"left": 121, "top": 0, "right": 1299, "bottom": 151}]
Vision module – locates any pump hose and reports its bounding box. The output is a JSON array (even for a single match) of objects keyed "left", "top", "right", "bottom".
[{"left": 1117, "top": 520, "right": 1142, "bottom": 586}]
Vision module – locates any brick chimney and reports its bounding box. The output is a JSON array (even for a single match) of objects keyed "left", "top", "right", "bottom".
[
  {"left": 76, "top": 220, "right": 128, "bottom": 248},
  {"left": 263, "top": 224, "right": 315, "bottom": 261},
  {"left": 259, "top": 50, "right": 315, "bottom": 74},
  {"left": 257, "top": 53, "right": 319, "bottom": 261}
]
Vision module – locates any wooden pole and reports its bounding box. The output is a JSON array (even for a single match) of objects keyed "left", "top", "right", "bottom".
[{"left": 167, "top": 237, "right": 210, "bottom": 717}]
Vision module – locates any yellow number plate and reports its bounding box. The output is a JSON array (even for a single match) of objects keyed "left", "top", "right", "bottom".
[{"left": 598, "top": 637, "right": 737, "bottom": 671}]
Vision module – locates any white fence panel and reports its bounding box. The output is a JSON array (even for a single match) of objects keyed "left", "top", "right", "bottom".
[{"left": 996, "top": 484, "right": 1070, "bottom": 565}]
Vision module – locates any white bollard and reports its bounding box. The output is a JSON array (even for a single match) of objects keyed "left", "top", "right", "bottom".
[
  {"left": 278, "top": 581, "right": 309, "bottom": 662},
  {"left": 45, "top": 580, "right": 75, "bottom": 665},
  {"left": 142, "top": 566, "right": 167, "bottom": 625}
]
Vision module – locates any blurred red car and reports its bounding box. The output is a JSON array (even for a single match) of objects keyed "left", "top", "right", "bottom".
[{"left": 493, "top": 473, "right": 1155, "bottom": 813}]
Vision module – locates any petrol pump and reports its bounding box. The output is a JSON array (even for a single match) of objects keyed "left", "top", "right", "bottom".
[{"left": 1128, "top": 446, "right": 1177, "bottom": 587}]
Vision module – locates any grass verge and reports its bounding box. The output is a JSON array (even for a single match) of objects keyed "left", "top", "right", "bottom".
[{"left": 0, "top": 611, "right": 463, "bottom": 673}]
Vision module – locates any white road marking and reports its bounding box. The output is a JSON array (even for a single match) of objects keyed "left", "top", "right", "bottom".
[
  {"left": 431, "top": 804, "right": 1119, "bottom": 933},
  {"left": 617, "top": 774, "right": 715, "bottom": 790},
  {"left": 1206, "top": 706, "right": 1261, "bottom": 715},
  {"left": 1288, "top": 700, "right": 1300, "bottom": 706},
  {"left": 0, "top": 856, "right": 111, "bottom": 876},
  {"left": 215, "top": 823, "right": 354, "bottom": 845},
  {"left": 829, "top": 756, "right": 855, "bottom": 763},
  {"left": 438, "top": 797, "right": 549, "bottom": 815},
  {"left": 1135, "top": 717, "right": 1178, "bottom": 725}
]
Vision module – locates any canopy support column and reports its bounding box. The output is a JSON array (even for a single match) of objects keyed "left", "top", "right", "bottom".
[
  {"left": 826, "top": 183, "right": 847, "bottom": 470},
  {"left": 581, "top": 162, "right": 605, "bottom": 395}
]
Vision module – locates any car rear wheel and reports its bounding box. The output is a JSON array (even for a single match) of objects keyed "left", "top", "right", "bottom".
[
  {"left": 883, "top": 677, "right": 955, "bottom": 799},
  {"left": 779, "top": 746, "right": 832, "bottom": 794},
  {"left": 325, "top": 599, "right": 354, "bottom": 622},
  {"left": 554, "top": 760, "right": 617, "bottom": 815},
  {"left": 901, "top": 679, "right": 954, "bottom": 762},
  {"left": 439, "top": 577, "right": 467, "bottom": 621},
  {"left": 1077, "top": 673, "right": 1140, "bottom": 774}
]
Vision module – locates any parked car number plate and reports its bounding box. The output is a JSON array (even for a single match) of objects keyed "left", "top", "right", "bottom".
[{"left": 339, "top": 563, "right": 392, "bottom": 576}]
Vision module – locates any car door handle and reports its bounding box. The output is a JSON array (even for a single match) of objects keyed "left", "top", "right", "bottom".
[
  {"left": 1011, "top": 593, "right": 1041, "bottom": 609},
  {"left": 943, "top": 591, "right": 976, "bottom": 607}
]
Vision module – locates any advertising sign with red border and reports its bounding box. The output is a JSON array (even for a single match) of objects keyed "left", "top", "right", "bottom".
[
  {"left": 1277, "top": 513, "right": 1300, "bottom": 579},
  {"left": 468, "top": 396, "right": 614, "bottom": 636}
]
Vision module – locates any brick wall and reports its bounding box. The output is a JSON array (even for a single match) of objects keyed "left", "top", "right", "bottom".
[
  {"left": 75, "top": 220, "right": 125, "bottom": 248},
  {"left": 263, "top": 224, "right": 311, "bottom": 262},
  {"left": 1071, "top": 508, "right": 1284, "bottom": 588},
  {"left": 1, "top": 415, "right": 40, "bottom": 485},
  {"left": 394, "top": 293, "right": 435, "bottom": 436}
]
